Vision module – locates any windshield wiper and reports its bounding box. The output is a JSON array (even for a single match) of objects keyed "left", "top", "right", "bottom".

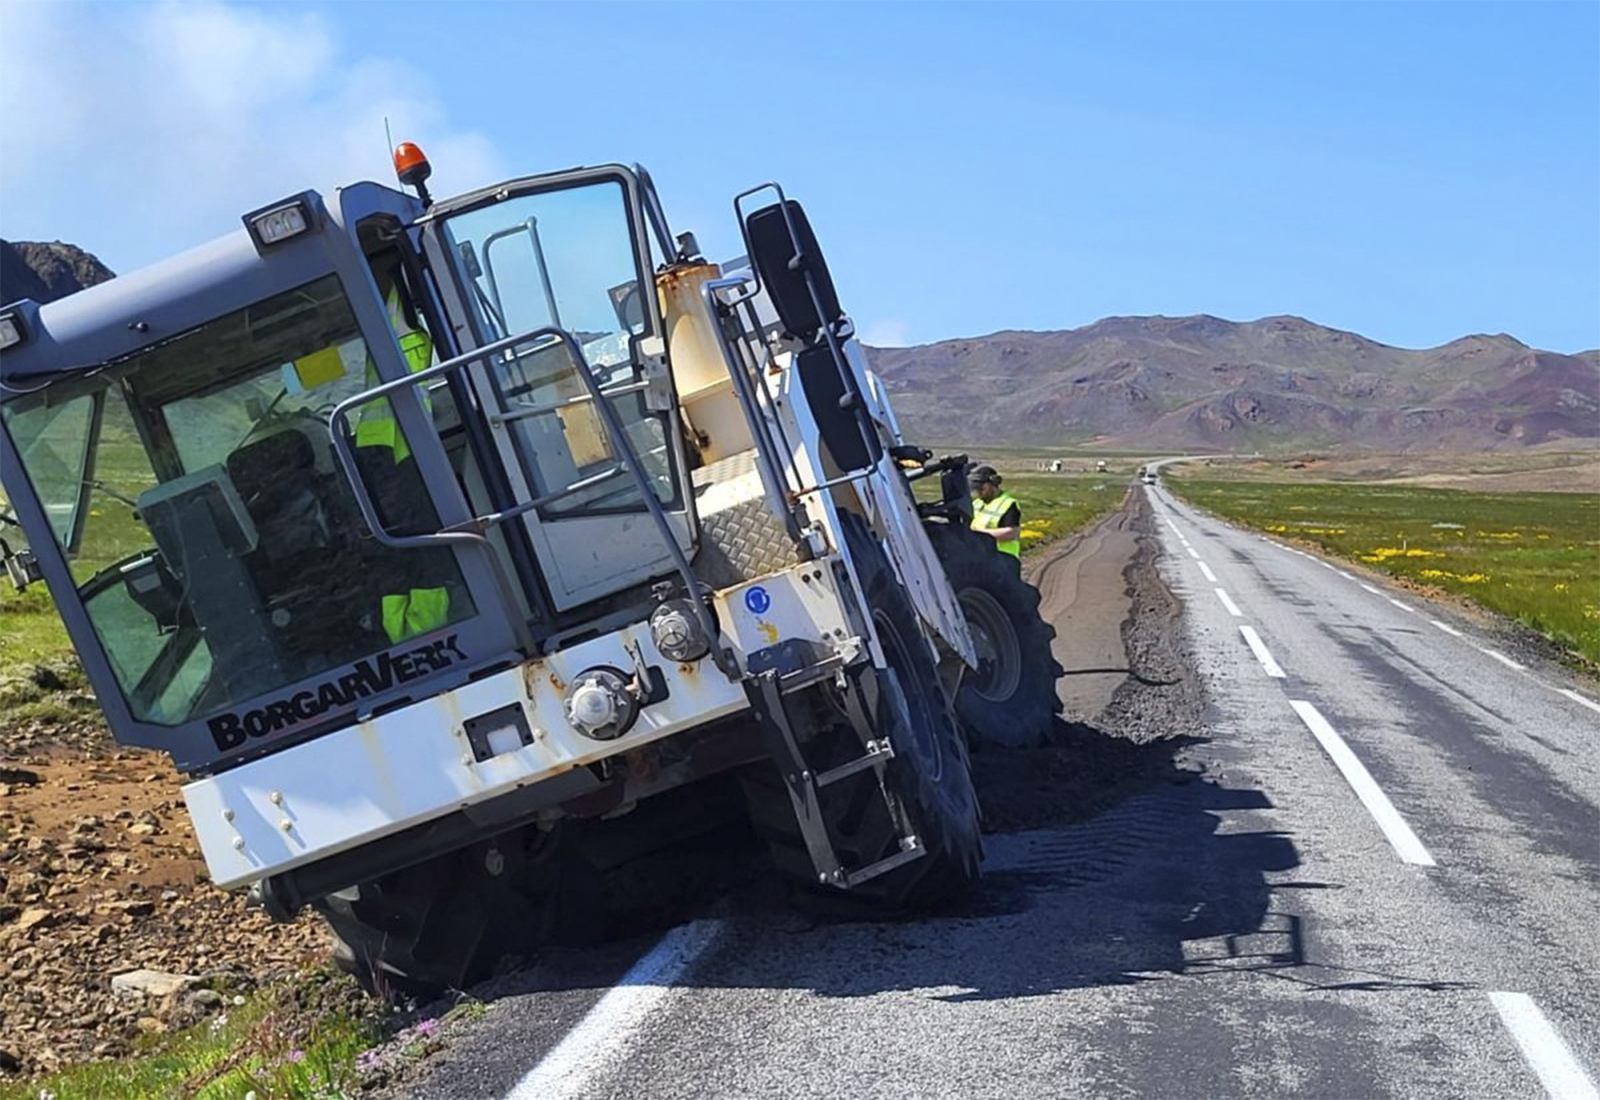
[{"left": 89, "top": 480, "right": 141, "bottom": 510}]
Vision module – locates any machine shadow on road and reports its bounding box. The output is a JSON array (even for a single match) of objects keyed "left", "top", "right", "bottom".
[
  {"left": 464, "top": 721, "right": 1332, "bottom": 1008},
  {"left": 727, "top": 723, "right": 1314, "bottom": 1004}
]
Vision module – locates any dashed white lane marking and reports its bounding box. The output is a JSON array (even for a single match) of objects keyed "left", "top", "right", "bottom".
[
  {"left": 1215, "top": 588, "right": 1243, "bottom": 617},
  {"left": 1197, "top": 561, "right": 1217, "bottom": 583},
  {"left": 1360, "top": 583, "right": 1380, "bottom": 594},
  {"left": 1289, "top": 700, "right": 1436, "bottom": 867},
  {"left": 1318, "top": 560, "right": 1336, "bottom": 571},
  {"left": 1185, "top": 546, "right": 1201, "bottom": 560},
  {"left": 505, "top": 920, "right": 723, "bottom": 1100},
  {"left": 1488, "top": 991, "right": 1599, "bottom": 1100},
  {"left": 1165, "top": 518, "right": 1181, "bottom": 533},
  {"left": 1481, "top": 648, "right": 1526, "bottom": 672},
  {"left": 1335, "top": 569, "right": 1353, "bottom": 579},
  {"left": 1431, "top": 620, "right": 1463, "bottom": 638},
  {"left": 1239, "top": 626, "right": 1287, "bottom": 678},
  {"left": 1557, "top": 689, "right": 1600, "bottom": 716},
  {"left": 1388, "top": 598, "right": 1418, "bottom": 615}
]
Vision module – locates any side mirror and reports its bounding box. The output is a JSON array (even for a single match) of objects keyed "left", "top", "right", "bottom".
[{"left": 745, "top": 199, "right": 843, "bottom": 344}]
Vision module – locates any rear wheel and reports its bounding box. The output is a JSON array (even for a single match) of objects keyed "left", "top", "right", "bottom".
[
  {"left": 313, "top": 825, "right": 591, "bottom": 998},
  {"left": 925, "top": 522, "right": 1062, "bottom": 748},
  {"left": 742, "top": 513, "right": 982, "bottom": 912}
]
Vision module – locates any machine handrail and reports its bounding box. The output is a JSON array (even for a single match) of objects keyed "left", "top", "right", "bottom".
[
  {"left": 701, "top": 275, "right": 807, "bottom": 547},
  {"left": 328, "top": 324, "right": 737, "bottom": 678}
]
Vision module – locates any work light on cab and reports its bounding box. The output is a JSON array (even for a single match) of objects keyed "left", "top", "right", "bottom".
[
  {"left": 0, "top": 312, "right": 25, "bottom": 351},
  {"left": 243, "top": 196, "right": 313, "bottom": 251}
]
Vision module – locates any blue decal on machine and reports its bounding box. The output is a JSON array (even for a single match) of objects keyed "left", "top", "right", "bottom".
[{"left": 744, "top": 586, "right": 772, "bottom": 615}]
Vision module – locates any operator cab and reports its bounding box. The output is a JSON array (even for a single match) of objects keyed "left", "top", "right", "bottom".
[
  {"left": 0, "top": 220, "right": 512, "bottom": 772},
  {"left": 0, "top": 155, "right": 812, "bottom": 775}
]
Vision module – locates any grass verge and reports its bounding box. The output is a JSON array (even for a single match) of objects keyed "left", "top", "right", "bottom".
[
  {"left": 914, "top": 470, "right": 1125, "bottom": 558},
  {"left": 1166, "top": 473, "right": 1600, "bottom": 665},
  {"left": 0, "top": 973, "right": 382, "bottom": 1100}
]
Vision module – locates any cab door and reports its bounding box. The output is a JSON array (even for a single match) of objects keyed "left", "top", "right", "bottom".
[{"left": 422, "top": 168, "right": 696, "bottom": 611}]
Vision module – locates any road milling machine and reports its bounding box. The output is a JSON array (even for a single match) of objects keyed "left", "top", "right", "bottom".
[{"left": 0, "top": 146, "right": 1062, "bottom": 992}]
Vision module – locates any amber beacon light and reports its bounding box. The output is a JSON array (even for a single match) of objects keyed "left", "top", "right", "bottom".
[{"left": 393, "top": 142, "right": 433, "bottom": 205}]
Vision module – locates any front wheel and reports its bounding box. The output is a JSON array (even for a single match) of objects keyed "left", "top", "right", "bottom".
[
  {"left": 313, "top": 826, "right": 593, "bottom": 998},
  {"left": 742, "top": 513, "right": 982, "bottom": 912},
  {"left": 925, "top": 523, "right": 1063, "bottom": 748}
]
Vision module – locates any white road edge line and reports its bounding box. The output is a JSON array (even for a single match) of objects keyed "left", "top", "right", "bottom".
[
  {"left": 1430, "top": 620, "right": 1463, "bottom": 638},
  {"left": 1557, "top": 689, "right": 1600, "bottom": 716},
  {"left": 1289, "top": 700, "right": 1436, "bottom": 867},
  {"left": 1481, "top": 647, "right": 1526, "bottom": 672},
  {"left": 1197, "top": 561, "right": 1218, "bottom": 583},
  {"left": 1186, "top": 546, "right": 1201, "bottom": 560},
  {"left": 1360, "top": 583, "right": 1380, "bottom": 594},
  {"left": 1239, "top": 625, "right": 1286, "bottom": 678},
  {"left": 1488, "top": 991, "right": 1600, "bottom": 1100},
  {"left": 1215, "top": 588, "right": 1243, "bottom": 617},
  {"left": 1388, "top": 598, "right": 1418, "bottom": 615},
  {"left": 505, "top": 920, "right": 724, "bottom": 1100}
]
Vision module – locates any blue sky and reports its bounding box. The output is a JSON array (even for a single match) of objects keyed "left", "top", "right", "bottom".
[{"left": 2, "top": 1, "right": 1596, "bottom": 352}]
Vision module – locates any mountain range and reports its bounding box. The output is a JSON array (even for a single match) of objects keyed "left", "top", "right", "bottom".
[
  {"left": 4, "top": 241, "right": 1594, "bottom": 453},
  {"left": 0, "top": 239, "right": 114, "bottom": 304},
  {"left": 863, "top": 315, "right": 1599, "bottom": 452}
]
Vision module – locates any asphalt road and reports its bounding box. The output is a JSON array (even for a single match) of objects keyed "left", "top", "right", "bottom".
[{"left": 394, "top": 484, "right": 1600, "bottom": 1100}]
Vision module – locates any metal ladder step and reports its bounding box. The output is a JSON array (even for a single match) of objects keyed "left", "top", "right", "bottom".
[
  {"left": 814, "top": 739, "right": 893, "bottom": 788},
  {"left": 745, "top": 669, "right": 923, "bottom": 890}
]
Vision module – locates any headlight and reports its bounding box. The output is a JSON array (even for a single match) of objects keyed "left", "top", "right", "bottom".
[
  {"left": 244, "top": 198, "right": 312, "bottom": 249},
  {"left": 564, "top": 667, "right": 640, "bottom": 741},
  {"left": 0, "top": 313, "right": 26, "bottom": 351},
  {"left": 650, "top": 598, "right": 710, "bottom": 663}
]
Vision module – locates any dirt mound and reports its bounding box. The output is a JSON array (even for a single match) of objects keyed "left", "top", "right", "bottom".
[
  {"left": 973, "top": 491, "right": 1203, "bottom": 833},
  {"left": 0, "top": 749, "right": 326, "bottom": 1076}
]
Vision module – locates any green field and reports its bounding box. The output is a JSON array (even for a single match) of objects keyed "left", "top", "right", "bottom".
[
  {"left": 913, "top": 468, "right": 1126, "bottom": 558},
  {"left": 1166, "top": 473, "right": 1600, "bottom": 666}
]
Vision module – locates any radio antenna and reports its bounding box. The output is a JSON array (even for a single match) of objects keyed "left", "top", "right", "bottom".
[{"left": 384, "top": 116, "right": 397, "bottom": 181}]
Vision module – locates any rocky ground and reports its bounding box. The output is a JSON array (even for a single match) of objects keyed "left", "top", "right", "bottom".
[{"left": 0, "top": 724, "right": 328, "bottom": 1077}]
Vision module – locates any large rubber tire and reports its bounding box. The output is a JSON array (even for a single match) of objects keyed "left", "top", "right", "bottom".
[
  {"left": 925, "top": 522, "right": 1063, "bottom": 749},
  {"left": 742, "top": 513, "right": 982, "bottom": 913},
  {"left": 312, "top": 825, "right": 591, "bottom": 999}
]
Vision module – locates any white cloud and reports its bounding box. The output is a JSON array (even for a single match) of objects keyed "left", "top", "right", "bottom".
[
  {"left": 859, "top": 318, "right": 913, "bottom": 348},
  {"left": 0, "top": 1, "right": 505, "bottom": 270}
]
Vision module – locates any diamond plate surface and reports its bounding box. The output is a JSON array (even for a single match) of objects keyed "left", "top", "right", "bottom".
[{"left": 692, "top": 451, "right": 801, "bottom": 590}]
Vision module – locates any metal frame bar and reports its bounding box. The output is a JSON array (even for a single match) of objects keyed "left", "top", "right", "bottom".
[
  {"left": 489, "top": 378, "right": 650, "bottom": 425},
  {"left": 482, "top": 218, "right": 561, "bottom": 334},
  {"left": 701, "top": 275, "right": 806, "bottom": 547},
  {"left": 328, "top": 323, "right": 736, "bottom": 679}
]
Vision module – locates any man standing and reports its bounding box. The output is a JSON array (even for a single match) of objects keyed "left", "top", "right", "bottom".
[{"left": 969, "top": 465, "right": 1022, "bottom": 560}]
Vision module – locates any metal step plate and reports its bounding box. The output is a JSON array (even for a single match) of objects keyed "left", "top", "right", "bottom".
[{"left": 692, "top": 449, "right": 801, "bottom": 590}]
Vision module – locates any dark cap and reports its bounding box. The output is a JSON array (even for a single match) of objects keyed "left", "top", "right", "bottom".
[{"left": 969, "top": 464, "right": 1001, "bottom": 488}]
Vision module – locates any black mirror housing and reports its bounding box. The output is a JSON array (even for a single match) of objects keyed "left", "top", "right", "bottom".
[{"left": 746, "top": 199, "right": 843, "bottom": 343}]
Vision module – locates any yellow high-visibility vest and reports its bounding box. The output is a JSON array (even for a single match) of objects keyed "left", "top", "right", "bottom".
[
  {"left": 971, "top": 490, "right": 1022, "bottom": 559},
  {"left": 382, "top": 586, "right": 450, "bottom": 643},
  {"left": 355, "top": 286, "right": 435, "bottom": 464}
]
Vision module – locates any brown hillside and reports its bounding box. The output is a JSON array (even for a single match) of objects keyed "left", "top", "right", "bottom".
[
  {"left": 864, "top": 315, "right": 1600, "bottom": 452},
  {"left": 0, "top": 240, "right": 114, "bottom": 305}
]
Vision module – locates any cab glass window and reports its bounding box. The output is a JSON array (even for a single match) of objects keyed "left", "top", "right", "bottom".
[{"left": 0, "top": 275, "right": 475, "bottom": 728}]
